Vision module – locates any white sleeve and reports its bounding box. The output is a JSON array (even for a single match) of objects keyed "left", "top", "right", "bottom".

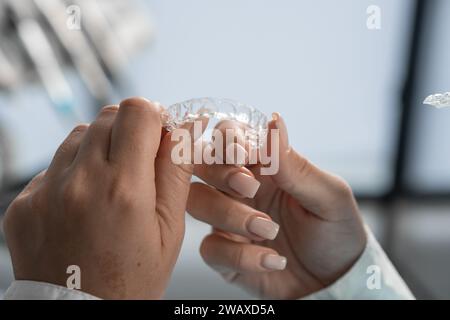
[
  {"left": 3, "top": 280, "right": 100, "bottom": 300},
  {"left": 3, "top": 227, "right": 413, "bottom": 300},
  {"left": 302, "top": 226, "right": 415, "bottom": 300}
]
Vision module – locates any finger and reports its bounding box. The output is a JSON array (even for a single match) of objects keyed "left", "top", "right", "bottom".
[
  {"left": 109, "top": 97, "right": 162, "bottom": 174},
  {"left": 155, "top": 116, "right": 209, "bottom": 228},
  {"left": 47, "top": 124, "right": 89, "bottom": 175},
  {"left": 200, "top": 233, "right": 287, "bottom": 273},
  {"left": 214, "top": 120, "right": 249, "bottom": 166},
  {"left": 195, "top": 119, "right": 262, "bottom": 198},
  {"left": 270, "top": 113, "right": 357, "bottom": 219},
  {"left": 187, "top": 183, "right": 279, "bottom": 241},
  {"left": 194, "top": 160, "right": 261, "bottom": 199},
  {"left": 75, "top": 105, "right": 118, "bottom": 164}
]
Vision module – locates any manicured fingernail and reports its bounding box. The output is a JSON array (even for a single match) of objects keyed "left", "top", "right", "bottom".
[
  {"left": 262, "top": 254, "right": 287, "bottom": 271},
  {"left": 226, "top": 143, "right": 248, "bottom": 166},
  {"left": 272, "top": 112, "right": 289, "bottom": 146},
  {"left": 247, "top": 217, "right": 279, "bottom": 240},
  {"left": 228, "top": 172, "right": 260, "bottom": 198}
]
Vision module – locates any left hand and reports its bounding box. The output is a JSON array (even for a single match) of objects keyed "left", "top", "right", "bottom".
[
  {"left": 3, "top": 97, "right": 196, "bottom": 299},
  {"left": 186, "top": 114, "right": 366, "bottom": 299}
]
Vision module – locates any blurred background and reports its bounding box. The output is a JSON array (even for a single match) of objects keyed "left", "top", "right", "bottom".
[{"left": 0, "top": 0, "right": 449, "bottom": 299}]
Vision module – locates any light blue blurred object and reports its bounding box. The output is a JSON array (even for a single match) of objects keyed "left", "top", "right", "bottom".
[{"left": 0, "top": 0, "right": 154, "bottom": 186}]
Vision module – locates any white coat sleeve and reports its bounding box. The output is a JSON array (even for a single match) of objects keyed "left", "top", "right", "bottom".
[
  {"left": 302, "top": 226, "right": 414, "bottom": 300},
  {"left": 3, "top": 280, "right": 100, "bottom": 300}
]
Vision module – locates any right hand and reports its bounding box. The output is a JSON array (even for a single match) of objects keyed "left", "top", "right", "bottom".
[{"left": 187, "top": 114, "right": 367, "bottom": 299}]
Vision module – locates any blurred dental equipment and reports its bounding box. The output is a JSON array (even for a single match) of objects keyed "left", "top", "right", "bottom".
[
  {"left": 423, "top": 92, "right": 450, "bottom": 108},
  {"left": 0, "top": 0, "right": 153, "bottom": 105},
  {"left": 8, "top": 0, "right": 78, "bottom": 120},
  {"left": 0, "top": 0, "right": 154, "bottom": 188},
  {"left": 33, "top": 0, "right": 112, "bottom": 104}
]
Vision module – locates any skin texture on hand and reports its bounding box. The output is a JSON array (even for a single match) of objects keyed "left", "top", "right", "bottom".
[
  {"left": 2, "top": 97, "right": 195, "bottom": 299},
  {"left": 187, "top": 114, "right": 367, "bottom": 299}
]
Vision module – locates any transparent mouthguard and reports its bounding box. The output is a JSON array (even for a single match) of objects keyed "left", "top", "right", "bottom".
[
  {"left": 162, "top": 97, "right": 268, "bottom": 148},
  {"left": 423, "top": 92, "right": 450, "bottom": 108}
]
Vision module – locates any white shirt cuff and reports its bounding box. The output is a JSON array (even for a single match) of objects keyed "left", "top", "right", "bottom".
[
  {"left": 3, "top": 227, "right": 414, "bottom": 300},
  {"left": 302, "top": 226, "right": 415, "bottom": 300},
  {"left": 3, "top": 280, "right": 100, "bottom": 300}
]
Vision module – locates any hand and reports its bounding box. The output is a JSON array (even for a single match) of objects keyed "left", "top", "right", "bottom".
[
  {"left": 3, "top": 97, "right": 194, "bottom": 299},
  {"left": 187, "top": 114, "right": 367, "bottom": 299}
]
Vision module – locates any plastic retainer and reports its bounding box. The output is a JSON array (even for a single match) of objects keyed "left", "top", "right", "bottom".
[{"left": 162, "top": 97, "right": 268, "bottom": 148}]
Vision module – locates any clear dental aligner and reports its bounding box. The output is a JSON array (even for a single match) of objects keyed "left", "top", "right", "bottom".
[
  {"left": 423, "top": 92, "right": 450, "bottom": 108},
  {"left": 162, "top": 97, "right": 268, "bottom": 148}
]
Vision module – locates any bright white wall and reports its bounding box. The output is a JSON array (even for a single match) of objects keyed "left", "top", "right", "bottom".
[{"left": 128, "top": 0, "right": 413, "bottom": 195}]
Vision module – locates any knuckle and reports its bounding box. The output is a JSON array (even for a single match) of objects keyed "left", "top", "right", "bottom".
[
  {"left": 278, "top": 152, "right": 312, "bottom": 191},
  {"left": 87, "top": 122, "right": 105, "bottom": 135},
  {"left": 331, "top": 176, "right": 354, "bottom": 200},
  {"left": 222, "top": 203, "right": 238, "bottom": 226},
  {"left": 87, "top": 107, "right": 117, "bottom": 133},
  {"left": 156, "top": 200, "right": 182, "bottom": 235},
  {"left": 3, "top": 189, "right": 44, "bottom": 239},
  {"left": 60, "top": 180, "right": 85, "bottom": 209},
  {"left": 120, "top": 96, "right": 151, "bottom": 107},
  {"left": 294, "top": 154, "right": 312, "bottom": 178},
  {"left": 72, "top": 124, "right": 89, "bottom": 133},
  {"left": 322, "top": 175, "right": 356, "bottom": 216},
  {"left": 230, "top": 244, "right": 245, "bottom": 270},
  {"left": 119, "top": 97, "right": 161, "bottom": 116},
  {"left": 54, "top": 125, "right": 88, "bottom": 157},
  {"left": 176, "top": 164, "right": 194, "bottom": 181},
  {"left": 106, "top": 175, "right": 137, "bottom": 210},
  {"left": 163, "top": 164, "right": 193, "bottom": 189},
  {"left": 2, "top": 198, "right": 23, "bottom": 234},
  {"left": 55, "top": 140, "right": 72, "bottom": 157},
  {"left": 58, "top": 171, "right": 89, "bottom": 210},
  {"left": 92, "top": 108, "right": 117, "bottom": 128},
  {"left": 100, "top": 105, "right": 119, "bottom": 114},
  {"left": 199, "top": 234, "right": 215, "bottom": 262},
  {"left": 156, "top": 200, "right": 172, "bottom": 219}
]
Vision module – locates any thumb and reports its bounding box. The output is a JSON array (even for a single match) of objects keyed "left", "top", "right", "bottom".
[
  {"left": 269, "top": 113, "right": 356, "bottom": 220},
  {"left": 155, "top": 117, "right": 208, "bottom": 229}
]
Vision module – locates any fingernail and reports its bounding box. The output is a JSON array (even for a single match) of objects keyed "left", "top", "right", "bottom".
[
  {"left": 228, "top": 172, "right": 260, "bottom": 198},
  {"left": 247, "top": 217, "right": 279, "bottom": 240},
  {"left": 272, "top": 112, "right": 289, "bottom": 147},
  {"left": 226, "top": 143, "right": 248, "bottom": 166},
  {"left": 262, "top": 254, "right": 287, "bottom": 271}
]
